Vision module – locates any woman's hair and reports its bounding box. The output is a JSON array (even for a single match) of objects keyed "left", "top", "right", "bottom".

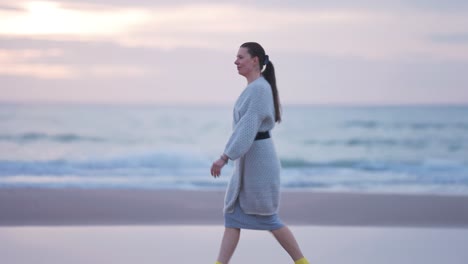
[{"left": 240, "top": 42, "right": 282, "bottom": 123}]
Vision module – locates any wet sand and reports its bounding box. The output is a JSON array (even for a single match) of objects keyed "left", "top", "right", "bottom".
[
  {"left": 1, "top": 188, "right": 468, "bottom": 227},
  {"left": 2, "top": 188, "right": 468, "bottom": 263}
]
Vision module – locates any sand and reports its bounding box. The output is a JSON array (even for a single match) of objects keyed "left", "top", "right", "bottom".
[
  {"left": 1, "top": 225, "right": 468, "bottom": 264},
  {"left": 1, "top": 188, "right": 468, "bottom": 227},
  {"left": 1, "top": 188, "right": 468, "bottom": 264}
]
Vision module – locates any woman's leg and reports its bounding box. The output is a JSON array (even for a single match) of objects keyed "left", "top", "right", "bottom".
[
  {"left": 270, "top": 226, "right": 306, "bottom": 262},
  {"left": 216, "top": 227, "right": 241, "bottom": 264}
]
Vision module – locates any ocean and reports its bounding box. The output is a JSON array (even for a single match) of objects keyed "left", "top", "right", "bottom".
[{"left": 1, "top": 103, "right": 467, "bottom": 195}]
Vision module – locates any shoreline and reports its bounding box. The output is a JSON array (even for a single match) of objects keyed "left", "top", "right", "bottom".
[{"left": 1, "top": 188, "right": 468, "bottom": 227}]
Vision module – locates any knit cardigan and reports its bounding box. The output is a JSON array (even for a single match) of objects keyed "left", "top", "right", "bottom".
[{"left": 223, "top": 76, "right": 281, "bottom": 215}]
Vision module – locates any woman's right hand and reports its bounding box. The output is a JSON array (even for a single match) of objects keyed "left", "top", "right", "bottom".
[{"left": 210, "top": 158, "right": 226, "bottom": 178}]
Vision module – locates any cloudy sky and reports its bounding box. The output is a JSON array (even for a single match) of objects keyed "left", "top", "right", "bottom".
[{"left": 1, "top": 0, "right": 468, "bottom": 105}]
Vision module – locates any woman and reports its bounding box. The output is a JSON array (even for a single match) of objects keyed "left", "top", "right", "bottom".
[{"left": 210, "top": 42, "right": 310, "bottom": 264}]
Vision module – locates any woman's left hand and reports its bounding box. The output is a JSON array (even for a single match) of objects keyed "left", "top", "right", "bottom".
[{"left": 211, "top": 158, "right": 226, "bottom": 178}]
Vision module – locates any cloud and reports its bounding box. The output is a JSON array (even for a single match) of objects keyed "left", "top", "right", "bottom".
[
  {"left": 0, "top": 4, "right": 24, "bottom": 11},
  {"left": 0, "top": 48, "right": 63, "bottom": 61},
  {"left": 1, "top": 40, "right": 467, "bottom": 105},
  {"left": 403, "top": 0, "right": 468, "bottom": 12},
  {"left": 0, "top": 63, "right": 74, "bottom": 79},
  {"left": 14, "top": 0, "right": 468, "bottom": 12},
  {"left": 118, "top": 5, "right": 468, "bottom": 61},
  {"left": 0, "top": 47, "right": 154, "bottom": 79},
  {"left": 83, "top": 65, "right": 152, "bottom": 77},
  {"left": 1, "top": 1, "right": 467, "bottom": 61},
  {"left": 0, "top": 1, "right": 149, "bottom": 37},
  {"left": 0, "top": 1, "right": 467, "bottom": 104},
  {"left": 0, "top": 48, "right": 72, "bottom": 78},
  {"left": 430, "top": 33, "right": 468, "bottom": 44}
]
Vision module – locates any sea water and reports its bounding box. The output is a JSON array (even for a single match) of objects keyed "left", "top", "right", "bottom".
[{"left": 1, "top": 103, "right": 467, "bottom": 195}]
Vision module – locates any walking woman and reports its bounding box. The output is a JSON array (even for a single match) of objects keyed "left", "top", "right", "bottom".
[{"left": 210, "top": 42, "right": 310, "bottom": 264}]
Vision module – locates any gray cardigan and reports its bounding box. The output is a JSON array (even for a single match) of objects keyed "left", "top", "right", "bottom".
[{"left": 223, "top": 76, "right": 281, "bottom": 215}]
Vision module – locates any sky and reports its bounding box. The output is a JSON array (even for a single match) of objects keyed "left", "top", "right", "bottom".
[{"left": 1, "top": 0, "right": 468, "bottom": 105}]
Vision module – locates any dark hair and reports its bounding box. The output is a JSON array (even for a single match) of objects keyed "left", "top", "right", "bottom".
[{"left": 240, "top": 42, "right": 282, "bottom": 123}]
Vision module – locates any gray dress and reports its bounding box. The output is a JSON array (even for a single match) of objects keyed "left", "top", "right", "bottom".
[{"left": 223, "top": 76, "right": 284, "bottom": 230}]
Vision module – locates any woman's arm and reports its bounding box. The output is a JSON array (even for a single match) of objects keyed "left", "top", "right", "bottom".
[{"left": 223, "top": 85, "right": 269, "bottom": 160}]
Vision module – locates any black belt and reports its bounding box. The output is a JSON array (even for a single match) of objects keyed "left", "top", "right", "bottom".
[{"left": 255, "top": 131, "right": 270, "bottom": 141}]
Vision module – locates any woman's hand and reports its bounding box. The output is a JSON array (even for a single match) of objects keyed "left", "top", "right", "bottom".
[{"left": 211, "top": 158, "right": 226, "bottom": 178}]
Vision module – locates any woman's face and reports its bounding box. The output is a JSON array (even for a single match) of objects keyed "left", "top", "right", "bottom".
[{"left": 234, "top": 47, "right": 258, "bottom": 76}]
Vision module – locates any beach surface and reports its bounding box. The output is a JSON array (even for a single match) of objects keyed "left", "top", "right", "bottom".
[
  {"left": 1, "top": 188, "right": 468, "bottom": 227},
  {"left": 1, "top": 188, "right": 468, "bottom": 264}
]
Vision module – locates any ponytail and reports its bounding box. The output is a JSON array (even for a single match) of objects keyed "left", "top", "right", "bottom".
[
  {"left": 240, "top": 42, "right": 282, "bottom": 123},
  {"left": 262, "top": 61, "right": 281, "bottom": 123}
]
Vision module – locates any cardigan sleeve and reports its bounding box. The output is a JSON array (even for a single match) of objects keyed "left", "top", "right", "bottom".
[{"left": 223, "top": 85, "right": 270, "bottom": 160}]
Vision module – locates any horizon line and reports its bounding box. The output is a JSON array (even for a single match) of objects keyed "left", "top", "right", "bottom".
[{"left": 1, "top": 100, "right": 468, "bottom": 108}]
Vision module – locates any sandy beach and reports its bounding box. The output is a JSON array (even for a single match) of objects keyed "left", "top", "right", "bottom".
[
  {"left": 1, "top": 188, "right": 468, "bottom": 264},
  {"left": 1, "top": 188, "right": 468, "bottom": 227},
  {"left": 2, "top": 225, "right": 468, "bottom": 264}
]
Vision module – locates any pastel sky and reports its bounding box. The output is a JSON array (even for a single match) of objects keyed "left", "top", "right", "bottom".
[{"left": 1, "top": 0, "right": 468, "bottom": 105}]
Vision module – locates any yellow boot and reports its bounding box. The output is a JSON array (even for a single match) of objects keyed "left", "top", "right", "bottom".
[{"left": 295, "top": 257, "right": 310, "bottom": 264}]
